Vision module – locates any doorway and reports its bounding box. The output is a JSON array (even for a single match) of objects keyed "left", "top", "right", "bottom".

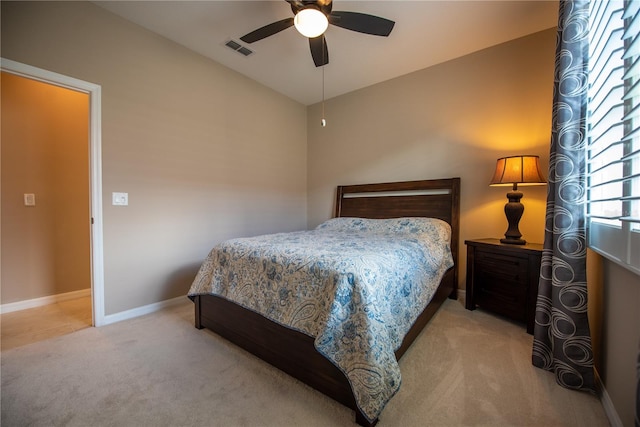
[{"left": 0, "top": 58, "right": 104, "bottom": 327}]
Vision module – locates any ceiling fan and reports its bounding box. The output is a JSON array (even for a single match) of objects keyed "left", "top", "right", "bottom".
[{"left": 239, "top": 0, "right": 395, "bottom": 67}]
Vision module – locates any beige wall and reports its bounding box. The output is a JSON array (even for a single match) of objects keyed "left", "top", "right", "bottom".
[
  {"left": 1, "top": 72, "right": 91, "bottom": 303},
  {"left": 307, "top": 29, "right": 556, "bottom": 290},
  {"left": 1, "top": 1, "right": 308, "bottom": 314},
  {"left": 599, "top": 259, "right": 640, "bottom": 427}
]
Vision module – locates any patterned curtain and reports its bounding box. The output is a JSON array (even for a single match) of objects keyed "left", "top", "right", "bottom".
[{"left": 531, "top": 0, "right": 595, "bottom": 393}]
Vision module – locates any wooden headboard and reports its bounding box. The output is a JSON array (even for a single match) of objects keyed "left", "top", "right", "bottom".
[{"left": 335, "top": 178, "right": 461, "bottom": 291}]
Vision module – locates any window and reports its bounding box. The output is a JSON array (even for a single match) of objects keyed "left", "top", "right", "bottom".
[{"left": 587, "top": 0, "right": 640, "bottom": 274}]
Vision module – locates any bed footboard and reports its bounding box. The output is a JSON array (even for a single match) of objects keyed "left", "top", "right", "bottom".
[
  {"left": 192, "top": 263, "right": 453, "bottom": 427},
  {"left": 193, "top": 294, "right": 376, "bottom": 425}
]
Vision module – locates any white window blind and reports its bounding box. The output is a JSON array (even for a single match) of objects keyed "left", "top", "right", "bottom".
[{"left": 587, "top": 0, "right": 640, "bottom": 274}]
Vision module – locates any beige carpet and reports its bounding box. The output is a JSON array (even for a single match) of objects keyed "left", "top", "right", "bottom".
[{"left": 1, "top": 298, "right": 609, "bottom": 426}]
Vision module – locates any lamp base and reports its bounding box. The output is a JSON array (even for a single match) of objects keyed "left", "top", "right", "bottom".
[
  {"left": 501, "top": 190, "right": 526, "bottom": 245},
  {"left": 500, "top": 237, "right": 526, "bottom": 245}
]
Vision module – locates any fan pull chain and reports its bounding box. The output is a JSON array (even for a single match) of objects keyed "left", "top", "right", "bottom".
[
  {"left": 321, "top": 36, "right": 327, "bottom": 127},
  {"left": 320, "top": 77, "right": 326, "bottom": 127}
]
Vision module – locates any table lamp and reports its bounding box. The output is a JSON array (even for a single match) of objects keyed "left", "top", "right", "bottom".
[{"left": 490, "top": 155, "right": 546, "bottom": 244}]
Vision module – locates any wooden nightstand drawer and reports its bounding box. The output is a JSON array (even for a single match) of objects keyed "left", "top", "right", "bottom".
[
  {"left": 476, "top": 282, "right": 527, "bottom": 322},
  {"left": 475, "top": 251, "right": 527, "bottom": 281},
  {"left": 465, "top": 238, "right": 543, "bottom": 334}
]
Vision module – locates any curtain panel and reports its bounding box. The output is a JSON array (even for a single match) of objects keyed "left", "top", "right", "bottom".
[{"left": 532, "top": 0, "right": 595, "bottom": 393}]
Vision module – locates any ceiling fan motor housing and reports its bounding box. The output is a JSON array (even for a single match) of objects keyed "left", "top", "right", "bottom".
[{"left": 289, "top": 0, "right": 333, "bottom": 16}]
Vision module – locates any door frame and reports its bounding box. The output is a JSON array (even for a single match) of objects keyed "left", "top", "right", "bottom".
[{"left": 1, "top": 58, "right": 105, "bottom": 326}]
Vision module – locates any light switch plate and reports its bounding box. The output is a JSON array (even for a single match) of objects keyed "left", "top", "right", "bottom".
[
  {"left": 24, "top": 193, "right": 36, "bottom": 206},
  {"left": 112, "top": 192, "right": 128, "bottom": 206}
]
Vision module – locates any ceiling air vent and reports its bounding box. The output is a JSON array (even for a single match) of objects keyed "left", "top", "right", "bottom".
[{"left": 225, "top": 39, "right": 253, "bottom": 57}]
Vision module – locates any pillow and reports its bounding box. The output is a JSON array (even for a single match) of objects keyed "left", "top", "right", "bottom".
[{"left": 316, "top": 217, "right": 450, "bottom": 237}]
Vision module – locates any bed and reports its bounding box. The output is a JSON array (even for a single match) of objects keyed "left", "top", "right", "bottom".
[{"left": 189, "top": 178, "right": 460, "bottom": 426}]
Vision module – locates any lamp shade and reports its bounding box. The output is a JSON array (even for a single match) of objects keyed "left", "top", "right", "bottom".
[
  {"left": 294, "top": 9, "right": 329, "bottom": 38},
  {"left": 489, "top": 155, "right": 546, "bottom": 188}
]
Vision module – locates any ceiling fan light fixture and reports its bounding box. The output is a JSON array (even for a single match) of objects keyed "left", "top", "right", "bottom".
[{"left": 294, "top": 9, "right": 328, "bottom": 38}]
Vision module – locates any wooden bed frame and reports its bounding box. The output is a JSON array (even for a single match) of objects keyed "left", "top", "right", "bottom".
[{"left": 193, "top": 178, "right": 460, "bottom": 426}]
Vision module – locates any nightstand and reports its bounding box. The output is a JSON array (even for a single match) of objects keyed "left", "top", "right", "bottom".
[{"left": 465, "top": 238, "right": 543, "bottom": 334}]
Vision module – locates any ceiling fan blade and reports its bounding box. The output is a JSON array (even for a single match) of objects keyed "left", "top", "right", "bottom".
[
  {"left": 328, "top": 11, "right": 395, "bottom": 36},
  {"left": 309, "top": 35, "right": 329, "bottom": 67},
  {"left": 240, "top": 17, "right": 294, "bottom": 43}
]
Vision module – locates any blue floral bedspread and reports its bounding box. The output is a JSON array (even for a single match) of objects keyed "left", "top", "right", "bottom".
[{"left": 188, "top": 217, "right": 453, "bottom": 422}]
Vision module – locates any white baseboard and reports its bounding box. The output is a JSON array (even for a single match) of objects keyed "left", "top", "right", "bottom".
[
  {"left": 0, "top": 289, "right": 91, "bottom": 314},
  {"left": 2, "top": 290, "right": 188, "bottom": 328},
  {"left": 595, "top": 368, "right": 623, "bottom": 427},
  {"left": 102, "top": 295, "right": 188, "bottom": 326}
]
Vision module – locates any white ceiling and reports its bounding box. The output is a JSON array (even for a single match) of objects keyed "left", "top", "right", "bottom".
[{"left": 94, "top": 1, "right": 559, "bottom": 106}]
